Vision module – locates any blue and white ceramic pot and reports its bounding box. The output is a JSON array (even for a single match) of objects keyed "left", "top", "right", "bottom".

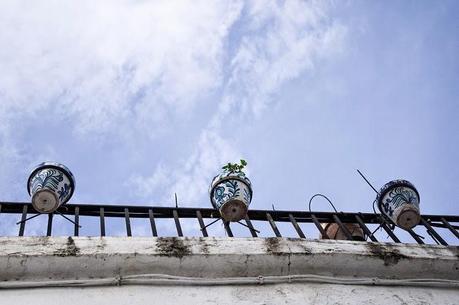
[
  {"left": 27, "top": 162, "right": 75, "bottom": 213},
  {"left": 209, "top": 170, "right": 252, "bottom": 222},
  {"left": 376, "top": 180, "right": 420, "bottom": 230}
]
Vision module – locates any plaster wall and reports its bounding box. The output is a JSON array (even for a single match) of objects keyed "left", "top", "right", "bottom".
[
  {"left": 1, "top": 283, "right": 458, "bottom": 305},
  {"left": 0, "top": 237, "right": 458, "bottom": 305}
]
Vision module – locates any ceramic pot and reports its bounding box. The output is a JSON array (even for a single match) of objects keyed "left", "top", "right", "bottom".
[
  {"left": 376, "top": 180, "right": 420, "bottom": 230},
  {"left": 320, "top": 223, "right": 365, "bottom": 241},
  {"left": 209, "top": 171, "right": 252, "bottom": 222},
  {"left": 27, "top": 162, "right": 75, "bottom": 213}
]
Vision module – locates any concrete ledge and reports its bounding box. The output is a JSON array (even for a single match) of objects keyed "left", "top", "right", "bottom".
[{"left": 0, "top": 237, "right": 458, "bottom": 282}]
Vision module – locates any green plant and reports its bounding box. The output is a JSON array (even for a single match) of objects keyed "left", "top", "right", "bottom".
[{"left": 222, "top": 159, "right": 247, "bottom": 173}]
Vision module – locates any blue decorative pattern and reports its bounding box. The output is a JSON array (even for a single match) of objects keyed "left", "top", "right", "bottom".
[
  {"left": 377, "top": 180, "right": 420, "bottom": 226},
  {"left": 209, "top": 170, "right": 253, "bottom": 210},
  {"left": 30, "top": 169, "right": 63, "bottom": 195},
  {"left": 29, "top": 166, "right": 74, "bottom": 205}
]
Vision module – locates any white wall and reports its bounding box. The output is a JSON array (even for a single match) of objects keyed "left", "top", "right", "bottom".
[{"left": 1, "top": 284, "right": 458, "bottom": 305}]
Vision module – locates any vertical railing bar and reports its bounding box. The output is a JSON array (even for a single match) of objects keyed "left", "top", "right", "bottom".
[
  {"left": 196, "top": 211, "right": 208, "bottom": 237},
  {"left": 420, "top": 217, "right": 447, "bottom": 246},
  {"left": 266, "top": 213, "right": 282, "bottom": 237},
  {"left": 224, "top": 221, "right": 233, "bottom": 237},
  {"left": 46, "top": 213, "right": 53, "bottom": 236},
  {"left": 100, "top": 207, "right": 105, "bottom": 237},
  {"left": 288, "top": 214, "right": 305, "bottom": 238},
  {"left": 18, "top": 205, "right": 28, "bottom": 237},
  {"left": 148, "top": 209, "right": 158, "bottom": 237},
  {"left": 244, "top": 215, "right": 258, "bottom": 237},
  {"left": 379, "top": 218, "right": 401, "bottom": 243},
  {"left": 311, "top": 214, "right": 329, "bottom": 239},
  {"left": 74, "top": 206, "right": 79, "bottom": 237},
  {"left": 332, "top": 214, "right": 353, "bottom": 240},
  {"left": 355, "top": 214, "right": 377, "bottom": 242},
  {"left": 440, "top": 217, "right": 459, "bottom": 239},
  {"left": 172, "top": 210, "right": 183, "bottom": 237},
  {"left": 124, "top": 208, "right": 132, "bottom": 237}
]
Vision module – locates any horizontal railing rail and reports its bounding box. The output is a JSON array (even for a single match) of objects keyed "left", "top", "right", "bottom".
[{"left": 0, "top": 201, "right": 458, "bottom": 246}]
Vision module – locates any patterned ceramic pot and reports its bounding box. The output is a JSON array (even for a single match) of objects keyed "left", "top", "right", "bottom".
[
  {"left": 376, "top": 180, "right": 420, "bottom": 230},
  {"left": 209, "top": 171, "right": 252, "bottom": 222},
  {"left": 27, "top": 162, "right": 75, "bottom": 213},
  {"left": 320, "top": 223, "right": 365, "bottom": 241}
]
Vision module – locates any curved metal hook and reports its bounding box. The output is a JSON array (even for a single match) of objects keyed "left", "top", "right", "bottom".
[{"left": 308, "top": 193, "right": 338, "bottom": 213}]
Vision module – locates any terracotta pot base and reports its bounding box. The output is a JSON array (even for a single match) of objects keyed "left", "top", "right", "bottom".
[
  {"left": 32, "top": 189, "right": 59, "bottom": 213},
  {"left": 220, "top": 199, "right": 248, "bottom": 222}
]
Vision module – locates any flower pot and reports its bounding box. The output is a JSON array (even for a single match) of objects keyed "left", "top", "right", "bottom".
[
  {"left": 209, "top": 171, "right": 252, "bottom": 222},
  {"left": 27, "top": 162, "right": 75, "bottom": 213},
  {"left": 320, "top": 223, "right": 365, "bottom": 241},
  {"left": 376, "top": 179, "right": 420, "bottom": 230}
]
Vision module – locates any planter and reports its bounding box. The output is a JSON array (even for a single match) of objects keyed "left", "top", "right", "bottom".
[
  {"left": 27, "top": 162, "right": 75, "bottom": 213},
  {"left": 209, "top": 171, "right": 252, "bottom": 222},
  {"left": 320, "top": 223, "right": 365, "bottom": 241},
  {"left": 376, "top": 179, "right": 420, "bottom": 230}
]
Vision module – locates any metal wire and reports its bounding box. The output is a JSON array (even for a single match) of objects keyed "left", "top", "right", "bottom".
[{"left": 308, "top": 194, "right": 338, "bottom": 213}]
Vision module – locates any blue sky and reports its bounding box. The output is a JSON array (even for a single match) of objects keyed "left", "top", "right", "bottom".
[{"left": 0, "top": 1, "right": 458, "bottom": 239}]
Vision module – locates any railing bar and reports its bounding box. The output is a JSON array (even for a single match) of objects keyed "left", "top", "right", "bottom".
[
  {"left": 124, "top": 208, "right": 132, "bottom": 237},
  {"left": 46, "top": 213, "right": 53, "bottom": 236},
  {"left": 406, "top": 228, "right": 424, "bottom": 244},
  {"left": 379, "top": 220, "right": 401, "bottom": 243},
  {"left": 355, "top": 214, "right": 377, "bottom": 242},
  {"left": 244, "top": 215, "right": 258, "bottom": 237},
  {"left": 266, "top": 212, "right": 282, "bottom": 237},
  {"left": 18, "top": 205, "right": 28, "bottom": 237},
  {"left": 440, "top": 217, "right": 459, "bottom": 239},
  {"left": 224, "top": 222, "right": 233, "bottom": 237},
  {"left": 420, "top": 217, "right": 447, "bottom": 246},
  {"left": 288, "top": 214, "right": 305, "bottom": 238},
  {"left": 196, "top": 211, "right": 208, "bottom": 237},
  {"left": 100, "top": 207, "right": 105, "bottom": 237},
  {"left": 74, "top": 206, "right": 79, "bottom": 236},
  {"left": 429, "top": 222, "right": 459, "bottom": 230},
  {"left": 173, "top": 210, "right": 183, "bottom": 237},
  {"left": 148, "top": 209, "right": 158, "bottom": 237},
  {"left": 332, "top": 214, "right": 353, "bottom": 240},
  {"left": 311, "top": 214, "right": 329, "bottom": 239}
]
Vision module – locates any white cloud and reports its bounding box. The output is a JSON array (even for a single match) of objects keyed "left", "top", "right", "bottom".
[
  {"left": 0, "top": 0, "right": 243, "bottom": 137},
  {"left": 130, "top": 0, "right": 347, "bottom": 205}
]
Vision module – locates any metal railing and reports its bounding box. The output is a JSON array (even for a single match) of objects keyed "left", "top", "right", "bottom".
[{"left": 0, "top": 201, "right": 458, "bottom": 246}]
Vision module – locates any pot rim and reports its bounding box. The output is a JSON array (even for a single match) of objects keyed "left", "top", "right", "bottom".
[
  {"left": 376, "top": 179, "right": 420, "bottom": 214},
  {"left": 27, "top": 161, "right": 76, "bottom": 203}
]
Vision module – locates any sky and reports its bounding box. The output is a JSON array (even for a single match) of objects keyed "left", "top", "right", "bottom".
[{"left": 0, "top": 1, "right": 458, "bottom": 240}]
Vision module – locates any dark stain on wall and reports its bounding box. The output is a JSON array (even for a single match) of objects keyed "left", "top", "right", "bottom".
[
  {"left": 366, "top": 243, "right": 408, "bottom": 266},
  {"left": 54, "top": 237, "right": 80, "bottom": 257},
  {"left": 157, "top": 237, "right": 191, "bottom": 258}
]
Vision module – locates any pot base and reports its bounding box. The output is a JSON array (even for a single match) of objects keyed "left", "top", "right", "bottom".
[
  {"left": 219, "top": 199, "right": 248, "bottom": 222},
  {"left": 396, "top": 207, "right": 420, "bottom": 230},
  {"left": 32, "top": 189, "right": 59, "bottom": 213}
]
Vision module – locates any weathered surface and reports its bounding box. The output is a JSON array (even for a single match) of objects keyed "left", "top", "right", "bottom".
[
  {"left": 1, "top": 283, "right": 458, "bottom": 305},
  {"left": 0, "top": 237, "right": 458, "bottom": 282}
]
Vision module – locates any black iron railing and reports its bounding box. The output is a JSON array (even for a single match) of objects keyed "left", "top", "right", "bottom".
[{"left": 0, "top": 201, "right": 458, "bottom": 246}]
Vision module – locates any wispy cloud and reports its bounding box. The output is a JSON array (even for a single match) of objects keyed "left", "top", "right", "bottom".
[
  {"left": 129, "top": 0, "right": 347, "bottom": 205},
  {"left": 0, "top": 1, "right": 243, "bottom": 137}
]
